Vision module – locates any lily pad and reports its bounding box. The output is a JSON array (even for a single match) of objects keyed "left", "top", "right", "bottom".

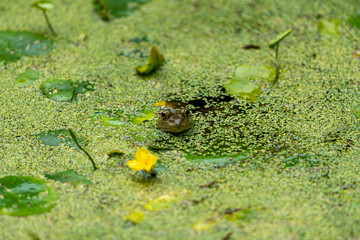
[
  {"left": 349, "top": 11, "right": 360, "bottom": 29},
  {"left": 0, "top": 31, "right": 54, "bottom": 64},
  {"left": 93, "top": 0, "right": 150, "bottom": 20},
  {"left": 45, "top": 169, "right": 92, "bottom": 186},
  {"left": 0, "top": 176, "right": 57, "bottom": 216},
  {"left": 318, "top": 19, "right": 340, "bottom": 38},
  {"left": 90, "top": 112, "right": 127, "bottom": 126},
  {"left": 15, "top": 69, "right": 39, "bottom": 87},
  {"left": 40, "top": 79, "right": 94, "bottom": 102},
  {"left": 131, "top": 109, "right": 155, "bottom": 124},
  {"left": 31, "top": 1, "right": 54, "bottom": 11},
  {"left": 223, "top": 65, "right": 275, "bottom": 102},
  {"left": 136, "top": 47, "right": 164, "bottom": 75},
  {"left": 33, "top": 129, "right": 83, "bottom": 149},
  {"left": 185, "top": 152, "right": 248, "bottom": 166},
  {"left": 268, "top": 29, "right": 293, "bottom": 48}
]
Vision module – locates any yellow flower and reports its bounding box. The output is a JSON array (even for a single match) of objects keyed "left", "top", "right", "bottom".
[{"left": 127, "top": 148, "right": 158, "bottom": 173}]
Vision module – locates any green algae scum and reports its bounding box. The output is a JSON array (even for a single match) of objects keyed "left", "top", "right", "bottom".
[{"left": 0, "top": 0, "right": 360, "bottom": 239}]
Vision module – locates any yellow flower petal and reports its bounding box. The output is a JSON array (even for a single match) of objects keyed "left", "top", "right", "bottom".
[
  {"left": 127, "top": 160, "right": 144, "bottom": 171},
  {"left": 128, "top": 148, "right": 158, "bottom": 173},
  {"left": 135, "top": 148, "right": 150, "bottom": 161}
]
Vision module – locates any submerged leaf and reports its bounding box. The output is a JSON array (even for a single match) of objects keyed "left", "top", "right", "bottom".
[
  {"left": 223, "top": 65, "right": 275, "bottom": 102},
  {"left": 185, "top": 152, "right": 248, "bottom": 166},
  {"left": 40, "top": 79, "right": 94, "bottom": 102},
  {"left": 318, "top": 19, "right": 340, "bottom": 38},
  {"left": 143, "top": 193, "right": 179, "bottom": 211},
  {"left": 0, "top": 176, "right": 57, "bottom": 216},
  {"left": 93, "top": 0, "right": 150, "bottom": 19},
  {"left": 193, "top": 217, "right": 220, "bottom": 232},
  {"left": 0, "top": 31, "right": 54, "bottom": 64},
  {"left": 282, "top": 154, "right": 320, "bottom": 168},
  {"left": 31, "top": 1, "right": 54, "bottom": 11},
  {"left": 349, "top": 11, "right": 360, "bottom": 29},
  {"left": 268, "top": 29, "right": 293, "bottom": 48},
  {"left": 15, "top": 69, "right": 39, "bottom": 87},
  {"left": 45, "top": 169, "right": 92, "bottom": 186},
  {"left": 136, "top": 47, "right": 164, "bottom": 75},
  {"left": 33, "top": 129, "right": 83, "bottom": 149}
]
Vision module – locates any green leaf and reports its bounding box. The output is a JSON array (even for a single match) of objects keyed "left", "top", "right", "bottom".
[
  {"left": 318, "top": 19, "right": 340, "bottom": 38},
  {"left": 33, "top": 129, "right": 84, "bottom": 149},
  {"left": 131, "top": 109, "right": 155, "bottom": 124},
  {"left": 0, "top": 176, "right": 57, "bottom": 216},
  {"left": 268, "top": 29, "right": 293, "bottom": 48},
  {"left": 185, "top": 152, "right": 248, "bottom": 166},
  {"left": 282, "top": 154, "right": 320, "bottom": 168},
  {"left": 90, "top": 112, "right": 127, "bottom": 126},
  {"left": 355, "top": 105, "right": 360, "bottom": 118},
  {"left": 15, "top": 69, "right": 39, "bottom": 87},
  {"left": 349, "top": 11, "right": 360, "bottom": 29},
  {"left": 223, "top": 65, "right": 275, "bottom": 102},
  {"left": 40, "top": 79, "right": 75, "bottom": 101},
  {"left": 136, "top": 47, "right": 164, "bottom": 75},
  {"left": 45, "top": 169, "right": 92, "bottom": 186},
  {"left": 0, "top": 31, "right": 54, "bottom": 64},
  {"left": 31, "top": 1, "right": 54, "bottom": 11},
  {"left": 93, "top": 0, "right": 150, "bottom": 19},
  {"left": 40, "top": 79, "right": 94, "bottom": 102}
]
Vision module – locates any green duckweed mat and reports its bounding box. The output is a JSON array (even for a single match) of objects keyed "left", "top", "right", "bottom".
[{"left": 0, "top": 0, "right": 360, "bottom": 239}]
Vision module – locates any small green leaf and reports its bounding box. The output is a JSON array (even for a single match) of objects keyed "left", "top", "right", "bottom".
[
  {"left": 224, "top": 65, "right": 275, "bottom": 102},
  {"left": 33, "top": 129, "right": 83, "bottom": 149},
  {"left": 349, "top": 11, "right": 360, "bottom": 29},
  {"left": 45, "top": 169, "right": 92, "bottom": 186},
  {"left": 40, "top": 79, "right": 75, "bottom": 101},
  {"left": 136, "top": 47, "right": 164, "bottom": 75},
  {"left": 93, "top": 0, "right": 150, "bottom": 19},
  {"left": 90, "top": 112, "right": 127, "bottom": 126},
  {"left": 318, "top": 19, "right": 340, "bottom": 38},
  {"left": 224, "top": 207, "right": 262, "bottom": 224},
  {"left": 131, "top": 109, "right": 155, "bottom": 124},
  {"left": 40, "top": 79, "right": 94, "bottom": 102},
  {"left": 31, "top": 1, "right": 54, "bottom": 11},
  {"left": 0, "top": 31, "right": 54, "bottom": 64},
  {"left": 185, "top": 152, "right": 248, "bottom": 166},
  {"left": 355, "top": 106, "right": 360, "bottom": 118},
  {"left": 15, "top": 69, "right": 39, "bottom": 87},
  {"left": 268, "top": 29, "right": 293, "bottom": 49},
  {"left": 0, "top": 176, "right": 57, "bottom": 216}
]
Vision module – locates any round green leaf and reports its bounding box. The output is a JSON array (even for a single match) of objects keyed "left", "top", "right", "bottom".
[
  {"left": 268, "top": 29, "right": 293, "bottom": 48},
  {"left": 45, "top": 170, "right": 92, "bottom": 186},
  {"left": 349, "top": 11, "right": 360, "bottom": 29},
  {"left": 318, "top": 19, "right": 340, "bottom": 38},
  {"left": 40, "top": 79, "right": 75, "bottom": 101},
  {"left": 0, "top": 176, "right": 57, "bottom": 216},
  {"left": 0, "top": 31, "right": 54, "bottom": 64},
  {"left": 31, "top": 1, "right": 54, "bottom": 11}
]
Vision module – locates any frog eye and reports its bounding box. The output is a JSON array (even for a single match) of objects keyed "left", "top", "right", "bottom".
[
  {"left": 182, "top": 109, "right": 190, "bottom": 117},
  {"left": 161, "top": 111, "right": 169, "bottom": 120}
]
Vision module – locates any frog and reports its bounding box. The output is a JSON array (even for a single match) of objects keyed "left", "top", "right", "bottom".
[{"left": 156, "top": 108, "right": 194, "bottom": 133}]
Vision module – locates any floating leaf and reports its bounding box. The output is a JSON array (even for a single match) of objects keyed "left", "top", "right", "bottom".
[
  {"left": 90, "top": 112, "right": 127, "bottom": 126},
  {"left": 131, "top": 109, "right": 155, "bottom": 124},
  {"left": 31, "top": 1, "right": 54, "bottom": 11},
  {"left": 318, "top": 19, "right": 340, "bottom": 38},
  {"left": 224, "top": 65, "right": 275, "bottom": 102},
  {"left": 45, "top": 169, "right": 92, "bottom": 186},
  {"left": 185, "top": 152, "right": 248, "bottom": 166},
  {"left": 355, "top": 106, "right": 360, "bottom": 118},
  {"left": 130, "top": 36, "right": 149, "bottom": 43},
  {"left": 349, "top": 11, "right": 360, "bottom": 29},
  {"left": 136, "top": 47, "right": 164, "bottom": 75},
  {"left": 33, "top": 129, "right": 83, "bottom": 149},
  {"left": 282, "top": 154, "right": 320, "bottom": 168},
  {"left": 40, "top": 79, "right": 94, "bottom": 102},
  {"left": 124, "top": 210, "right": 145, "bottom": 224},
  {"left": 0, "top": 31, "right": 54, "bottom": 64},
  {"left": 143, "top": 193, "right": 179, "bottom": 211},
  {"left": 193, "top": 217, "right": 220, "bottom": 232},
  {"left": 268, "top": 29, "right": 293, "bottom": 48},
  {"left": 15, "top": 69, "right": 39, "bottom": 87},
  {"left": 93, "top": 0, "right": 150, "bottom": 20},
  {"left": 0, "top": 176, "right": 57, "bottom": 216}
]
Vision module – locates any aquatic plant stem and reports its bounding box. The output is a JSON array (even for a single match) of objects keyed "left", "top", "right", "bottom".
[
  {"left": 274, "top": 43, "right": 280, "bottom": 83},
  {"left": 68, "top": 128, "right": 98, "bottom": 171},
  {"left": 42, "top": 11, "right": 57, "bottom": 37}
]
